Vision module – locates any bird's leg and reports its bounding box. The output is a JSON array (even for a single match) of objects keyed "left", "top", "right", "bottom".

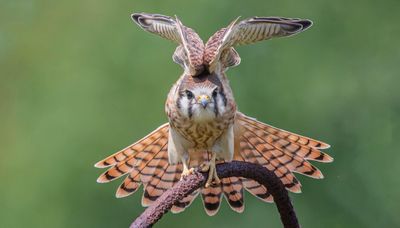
[
  {"left": 180, "top": 155, "right": 194, "bottom": 180},
  {"left": 200, "top": 153, "right": 220, "bottom": 187}
]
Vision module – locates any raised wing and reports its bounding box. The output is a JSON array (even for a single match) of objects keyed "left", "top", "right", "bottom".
[
  {"left": 204, "top": 16, "right": 313, "bottom": 72},
  {"left": 132, "top": 13, "right": 205, "bottom": 75}
]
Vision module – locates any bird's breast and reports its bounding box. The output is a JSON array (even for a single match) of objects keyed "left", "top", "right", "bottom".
[{"left": 178, "top": 121, "right": 224, "bottom": 149}]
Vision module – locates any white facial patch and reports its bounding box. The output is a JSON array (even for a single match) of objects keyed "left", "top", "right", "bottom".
[
  {"left": 179, "top": 96, "right": 191, "bottom": 118},
  {"left": 191, "top": 87, "right": 217, "bottom": 122}
]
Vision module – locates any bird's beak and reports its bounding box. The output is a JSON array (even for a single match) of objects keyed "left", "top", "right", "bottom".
[{"left": 197, "top": 95, "right": 211, "bottom": 108}]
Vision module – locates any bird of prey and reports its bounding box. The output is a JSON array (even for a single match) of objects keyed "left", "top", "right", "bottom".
[{"left": 95, "top": 13, "right": 333, "bottom": 215}]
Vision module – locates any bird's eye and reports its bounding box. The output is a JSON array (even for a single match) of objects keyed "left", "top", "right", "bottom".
[
  {"left": 212, "top": 89, "right": 218, "bottom": 98},
  {"left": 185, "top": 90, "right": 194, "bottom": 99}
]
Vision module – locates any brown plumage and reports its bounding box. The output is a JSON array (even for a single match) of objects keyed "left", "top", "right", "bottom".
[{"left": 95, "top": 12, "right": 332, "bottom": 215}]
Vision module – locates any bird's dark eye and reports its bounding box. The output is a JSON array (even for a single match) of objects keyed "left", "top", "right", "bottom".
[
  {"left": 212, "top": 89, "right": 218, "bottom": 98},
  {"left": 185, "top": 90, "right": 194, "bottom": 99}
]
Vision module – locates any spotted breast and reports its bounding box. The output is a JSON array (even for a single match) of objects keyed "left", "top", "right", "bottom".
[{"left": 166, "top": 71, "right": 236, "bottom": 151}]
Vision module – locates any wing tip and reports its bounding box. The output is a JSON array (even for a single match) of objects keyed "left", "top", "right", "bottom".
[
  {"left": 323, "top": 153, "right": 334, "bottom": 163},
  {"left": 289, "top": 186, "right": 302, "bottom": 194},
  {"left": 131, "top": 13, "right": 145, "bottom": 27},
  {"left": 141, "top": 197, "right": 152, "bottom": 207},
  {"left": 299, "top": 19, "right": 313, "bottom": 31},
  {"left": 316, "top": 170, "right": 324, "bottom": 179},
  {"left": 171, "top": 205, "right": 186, "bottom": 214},
  {"left": 94, "top": 161, "right": 107, "bottom": 168},
  {"left": 115, "top": 191, "right": 126, "bottom": 198},
  {"left": 314, "top": 152, "right": 334, "bottom": 163},
  {"left": 96, "top": 170, "right": 120, "bottom": 183},
  {"left": 228, "top": 203, "right": 245, "bottom": 213},
  {"left": 204, "top": 206, "right": 220, "bottom": 216},
  {"left": 318, "top": 143, "right": 331, "bottom": 150},
  {"left": 96, "top": 175, "right": 110, "bottom": 183}
]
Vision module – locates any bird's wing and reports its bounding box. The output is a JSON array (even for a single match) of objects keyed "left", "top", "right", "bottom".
[
  {"left": 204, "top": 16, "right": 312, "bottom": 72},
  {"left": 234, "top": 112, "right": 333, "bottom": 195},
  {"left": 93, "top": 124, "right": 214, "bottom": 215},
  {"left": 95, "top": 123, "right": 200, "bottom": 212},
  {"left": 132, "top": 13, "right": 205, "bottom": 75}
]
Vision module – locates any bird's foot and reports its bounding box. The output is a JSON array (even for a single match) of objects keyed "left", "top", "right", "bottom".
[
  {"left": 201, "top": 161, "right": 220, "bottom": 188},
  {"left": 180, "top": 167, "right": 194, "bottom": 180},
  {"left": 200, "top": 162, "right": 210, "bottom": 172}
]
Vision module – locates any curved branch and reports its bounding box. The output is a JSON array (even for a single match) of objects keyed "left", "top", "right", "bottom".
[{"left": 131, "top": 161, "right": 299, "bottom": 228}]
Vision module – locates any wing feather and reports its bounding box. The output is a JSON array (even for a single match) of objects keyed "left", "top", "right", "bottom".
[
  {"left": 221, "top": 176, "right": 244, "bottom": 212},
  {"left": 131, "top": 13, "right": 204, "bottom": 74},
  {"left": 204, "top": 16, "right": 312, "bottom": 71},
  {"left": 201, "top": 184, "right": 223, "bottom": 216},
  {"left": 235, "top": 112, "right": 333, "bottom": 194},
  {"left": 94, "top": 123, "right": 169, "bottom": 168}
]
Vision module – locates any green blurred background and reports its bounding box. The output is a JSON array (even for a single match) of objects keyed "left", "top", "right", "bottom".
[{"left": 1, "top": 0, "right": 399, "bottom": 227}]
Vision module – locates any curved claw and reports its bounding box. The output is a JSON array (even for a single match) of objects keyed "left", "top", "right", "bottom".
[{"left": 180, "top": 167, "right": 195, "bottom": 180}]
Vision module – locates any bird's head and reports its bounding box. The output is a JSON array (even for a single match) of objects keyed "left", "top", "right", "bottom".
[{"left": 175, "top": 73, "right": 228, "bottom": 121}]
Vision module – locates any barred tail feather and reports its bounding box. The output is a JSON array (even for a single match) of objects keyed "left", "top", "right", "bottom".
[
  {"left": 240, "top": 136, "right": 302, "bottom": 193},
  {"left": 235, "top": 112, "right": 333, "bottom": 195},
  {"left": 171, "top": 190, "right": 200, "bottom": 213},
  {"left": 116, "top": 170, "right": 142, "bottom": 198},
  {"left": 242, "top": 129, "right": 323, "bottom": 179},
  {"left": 94, "top": 123, "right": 169, "bottom": 168},
  {"left": 96, "top": 136, "right": 168, "bottom": 183},
  {"left": 94, "top": 123, "right": 173, "bottom": 201},
  {"left": 201, "top": 184, "right": 223, "bottom": 216},
  {"left": 242, "top": 179, "right": 273, "bottom": 203},
  {"left": 142, "top": 163, "right": 182, "bottom": 207},
  {"left": 221, "top": 177, "right": 244, "bottom": 212},
  {"left": 240, "top": 115, "right": 332, "bottom": 152},
  {"left": 116, "top": 143, "right": 169, "bottom": 198}
]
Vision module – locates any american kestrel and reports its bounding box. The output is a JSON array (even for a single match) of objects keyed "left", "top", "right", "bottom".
[{"left": 95, "top": 13, "right": 333, "bottom": 215}]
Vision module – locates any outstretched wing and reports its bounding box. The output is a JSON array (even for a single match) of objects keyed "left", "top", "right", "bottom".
[
  {"left": 95, "top": 112, "right": 332, "bottom": 214},
  {"left": 234, "top": 112, "right": 333, "bottom": 196},
  {"left": 95, "top": 124, "right": 246, "bottom": 215},
  {"left": 95, "top": 123, "right": 197, "bottom": 211},
  {"left": 204, "top": 16, "right": 312, "bottom": 72},
  {"left": 132, "top": 13, "right": 205, "bottom": 75}
]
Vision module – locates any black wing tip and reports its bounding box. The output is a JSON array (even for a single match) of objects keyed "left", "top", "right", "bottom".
[
  {"left": 246, "top": 16, "right": 313, "bottom": 33},
  {"left": 204, "top": 203, "right": 221, "bottom": 216},
  {"left": 131, "top": 13, "right": 145, "bottom": 26},
  {"left": 131, "top": 12, "right": 176, "bottom": 28},
  {"left": 130, "top": 12, "right": 156, "bottom": 27},
  {"left": 298, "top": 19, "right": 313, "bottom": 30},
  {"left": 287, "top": 19, "right": 313, "bottom": 33}
]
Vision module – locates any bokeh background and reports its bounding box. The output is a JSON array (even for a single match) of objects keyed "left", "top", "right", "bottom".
[{"left": 1, "top": 0, "right": 399, "bottom": 227}]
